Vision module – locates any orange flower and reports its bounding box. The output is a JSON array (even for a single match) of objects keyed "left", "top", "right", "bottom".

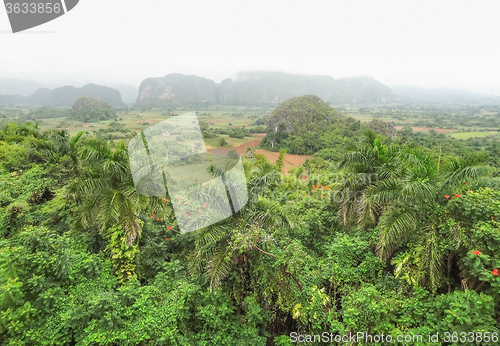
[
  {"left": 492, "top": 269, "right": 499, "bottom": 276},
  {"left": 312, "top": 190, "right": 316, "bottom": 192},
  {"left": 185, "top": 202, "right": 189, "bottom": 204},
  {"left": 472, "top": 250, "right": 480, "bottom": 255},
  {"left": 185, "top": 214, "right": 188, "bottom": 217},
  {"left": 203, "top": 203, "right": 207, "bottom": 208},
  {"left": 166, "top": 238, "right": 169, "bottom": 240},
  {"left": 157, "top": 217, "right": 161, "bottom": 221},
  {"left": 454, "top": 194, "right": 460, "bottom": 197},
  {"left": 181, "top": 209, "right": 184, "bottom": 212},
  {"left": 167, "top": 226, "right": 172, "bottom": 230},
  {"left": 444, "top": 195, "right": 449, "bottom": 199}
]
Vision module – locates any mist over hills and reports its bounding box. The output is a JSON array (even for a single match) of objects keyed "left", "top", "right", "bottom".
[
  {"left": 0, "top": 79, "right": 52, "bottom": 97},
  {"left": 136, "top": 72, "right": 397, "bottom": 106},
  {"left": 0, "top": 84, "right": 125, "bottom": 107},
  {"left": 2, "top": 73, "right": 499, "bottom": 109},
  {"left": 392, "top": 86, "right": 500, "bottom": 103}
]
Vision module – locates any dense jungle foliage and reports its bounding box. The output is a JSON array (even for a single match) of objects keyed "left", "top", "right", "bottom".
[{"left": 1, "top": 100, "right": 500, "bottom": 345}]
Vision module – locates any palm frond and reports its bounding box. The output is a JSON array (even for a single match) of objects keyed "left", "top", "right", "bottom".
[{"left": 376, "top": 208, "right": 419, "bottom": 261}]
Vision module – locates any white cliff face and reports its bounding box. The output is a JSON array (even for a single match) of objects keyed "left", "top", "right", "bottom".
[
  {"left": 159, "top": 86, "right": 175, "bottom": 100},
  {"left": 137, "top": 85, "right": 152, "bottom": 102}
]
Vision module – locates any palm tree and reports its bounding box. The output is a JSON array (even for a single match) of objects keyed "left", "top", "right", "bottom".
[
  {"left": 26, "top": 129, "right": 84, "bottom": 172},
  {"left": 336, "top": 131, "right": 491, "bottom": 289},
  {"left": 189, "top": 167, "right": 297, "bottom": 291},
  {"left": 336, "top": 128, "right": 401, "bottom": 228},
  {"left": 66, "top": 138, "right": 166, "bottom": 245}
]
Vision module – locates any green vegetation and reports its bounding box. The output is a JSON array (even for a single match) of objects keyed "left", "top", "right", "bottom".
[
  {"left": 261, "top": 95, "right": 361, "bottom": 156},
  {"left": 70, "top": 96, "right": 117, "bottom": 122},
  {"left": 450, "top": 131, "right": 498, "bottom": 139},
  {"left": 1, "top": 96, "right": 500, "bottom": 345}
]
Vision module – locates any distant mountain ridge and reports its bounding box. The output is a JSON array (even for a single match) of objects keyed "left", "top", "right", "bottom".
[
  {"left": 136, "top": 72, "right": 398, "bottom": 106},
  {"left": 392, "top": 86, "right": 500, "bottom": 103},
  {"left": 0, "top": 84, "right": 125, "bottom": 107}
]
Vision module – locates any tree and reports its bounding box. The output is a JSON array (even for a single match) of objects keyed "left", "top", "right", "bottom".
[
  {"left": 275, "top": 149, "right": 286, "bottom": 171},
  {"left": 66, "top": 139, "right": 166, "bottom": 246},
  {"left": 336, "top": 129, "right": 491, "bottom": 289},
  {"left": 219, "top": 137, "right": 228, "bottom": 147}
]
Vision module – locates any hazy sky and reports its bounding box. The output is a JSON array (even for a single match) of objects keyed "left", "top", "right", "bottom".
[{"left": 1, "top": 0, "right": 499, "bottom": 95}]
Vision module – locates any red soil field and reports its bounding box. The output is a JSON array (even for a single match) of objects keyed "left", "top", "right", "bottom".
[{"left": 207, "top": 133, "right": 313, "bottom": 174}]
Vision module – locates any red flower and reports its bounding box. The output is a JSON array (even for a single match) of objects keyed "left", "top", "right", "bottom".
[
  {"left": 185, "top": 214, "right": 188, "bottom": 217},
  {"left": 472, "top": 250, "right": 480, "bottom": 255},
  {"left": 452, "top": 196, "right": 454, "bottom": 199},
  {"left": 454, "top": 194, "right": 460, "bottom": 197},
  {"left": 167, "top": 226, "right": 172, "bottom": 230},
  {"left": 157, "top": 217, "right": 161, "bottom": 221},
  {"left": 151, "top": 215, "right": 154, "bottom": 218},
  {"left": 185, "top": 202, "right": 189, "bottom": 204},
  {"left": 166, "top": 238, "right": 169, "bottom": 241},
  {"left": 199, "top": 209, "right": 202, "bottom": 212},
  {"left": 203, "top": 203, "right": 207, "bottom": 208},
  {"left": 444, "top": 195, "right": 449, "bottom": 199},
  {"left": 181, "top": 209, "right": 184, "bottom": 212},
  {"left": 492, "top": 269, "right": 499, "bottom": 276},
  {"left": 492, "top": 216, "right": 494, "bottom": 219},
  {"left": 463, "top": 182, "right": 466, "bottom": 185}
]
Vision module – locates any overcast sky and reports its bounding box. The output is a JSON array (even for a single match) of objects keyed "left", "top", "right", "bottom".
[{"left": 1, "top": 0, "right": 499, "bottom": 95}]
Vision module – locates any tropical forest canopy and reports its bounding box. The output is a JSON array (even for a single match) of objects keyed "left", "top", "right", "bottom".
[{"left": 1, "top": 95, "right": 500, "bottom": 345}]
